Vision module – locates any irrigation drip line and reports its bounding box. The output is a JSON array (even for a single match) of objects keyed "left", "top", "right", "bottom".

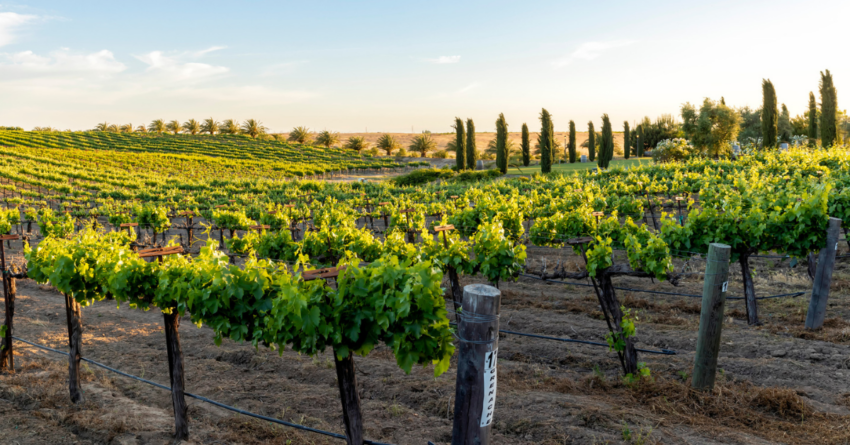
[
  {"left": 11, "top": 336, "right": 395, "bottom": 445},
  {"left": 447, "top": 323, "right": 676, "bottom": 355},
  {"left": 518, "top": 273, "right": 808, "bottom": 301}
]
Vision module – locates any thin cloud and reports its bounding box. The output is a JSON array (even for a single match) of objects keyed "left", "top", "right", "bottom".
[
  {"left": 192, "top": 46, "right": 227, "bottom": 57},
  {"left": 259, "top": 60, "right": 309, "bottom": 77},
  {"left": 435, "top": 81, "right": 481, "bottom": 99},
  {"left": 552, "top": 40, "right": 636, "bottom": 67},
  {"left": 134, "top": 49, "right": 228, "bottom": 82},
  {"left": 0, "top": 48, "right": 126, "bottom": 76},
  {"left": 456, "top": 81, "right": 481, "bottom": 94},
  {"left": 426, "top": 55, "right": 461, "bottom": 64},
  {"left": 0, "top": 12, "right": 39, "bottom": 47}
]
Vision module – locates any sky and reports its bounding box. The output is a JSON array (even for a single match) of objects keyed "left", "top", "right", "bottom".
[{"left": 0, "top": 0, "right": 848, "bottom": 133}]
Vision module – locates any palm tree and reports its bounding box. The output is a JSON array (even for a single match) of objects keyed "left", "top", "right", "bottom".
[
  {"left": 136, "top": 125, "right": 148, "bottom": 133},
  {"left": 119, "top": 123, "right": 134, "bottom": 133},
  {"left": 182, "top": 119, "right": 201, "bottom": 135},
  {"left": 376, "top": 134, "right": 400, "bottom": 156},
  {"left": 95, "top": 122, "right": 110, "bottom": 132},
  {"left": 409, "top": 132, "right": 436, "bottom": 157},
  {"left": 107, "top": 124, "right": 119, "bottom": 133},
  {"left": 148, "top": 119, "right": 166, "bottom": 134},
  {"left": 288, "top": 126, "right": 312, "bottom": 144},
  {"left": 315, "top": 130, "right": 340, "bottom": 148},
  {"left": 221, "top": 119, "right": 240, "bottom": 135},
  {"left": 344, "top": 136, "right": 370, "bottom": 153},
  {"left": 486, "top": 137, "right": 516, "bottom": 159},
  {"left": 201, "top": 118, "right": 220, "bottom": 135},
  {"left": 241, "top": 119, "right": 267, "bottom": 139},
  {"left": 166, "top": 120, "right": 181, "bottom": 135}
]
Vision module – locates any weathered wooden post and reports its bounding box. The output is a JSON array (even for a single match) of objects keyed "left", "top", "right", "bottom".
[
  {"left": 806, "top": 217, "right": 842, "bottom": 329},
  {"left": 436, "top": 225, "right": 461, "bottom": 321},
  {"left": 140, "top": 246, "right": 188, "bottom": 440},
  {"left": 452, "top": 284, "right": 500, "bottom": 445},
  {"left": 0, "top": 234, "right": 19, "bottom": 371},
  {"left": 64, "top": 292, "right": 84, "bottom": 403},
  {"left": 692, "top": 243, "right": 731, "bottom": 391}
]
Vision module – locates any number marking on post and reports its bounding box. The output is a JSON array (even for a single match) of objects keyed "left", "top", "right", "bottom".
[{"left": 480, "top": 349, "right": 498, "bottom": 427}]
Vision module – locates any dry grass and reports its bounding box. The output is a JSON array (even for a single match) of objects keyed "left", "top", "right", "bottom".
[
  {"left": 767, "top": 317, "right": 850, "bottom": 343},
  {"left": 500, "top": 365, "right": 850, "bottom": 445}
]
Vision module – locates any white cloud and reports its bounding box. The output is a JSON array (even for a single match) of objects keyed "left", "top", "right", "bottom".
[
  {"left": 552, "top": 40, "right": 636, "bottom": 67},
  {"left": 259, "top": 60, "right": 309, "bottom": 77},
  {"left": 0, "top": 48, "right": 126, "bottom": 75},
  {"left": 0, "top": 12, "right": 38, "bottom": 47},
  {"left": 135, "top": 50, "right": 228, "bottom": 82},
  {"left": 192, "top": 46, "right": 227, "bottom": 57},
  {"left": 426, "top": 55, "right": 461, "bottom": 64},
  {"left": 456, "top": 81, "right": 480, "bottom": 94}
]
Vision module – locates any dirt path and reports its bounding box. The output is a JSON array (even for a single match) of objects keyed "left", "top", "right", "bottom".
[{"left": 2, "top": 238, "right": 850, "bottom": 444}]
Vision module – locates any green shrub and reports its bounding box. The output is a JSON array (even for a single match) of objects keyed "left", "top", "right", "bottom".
[{"left": 651, "top": 138, "right": 698, "bottom": 163}]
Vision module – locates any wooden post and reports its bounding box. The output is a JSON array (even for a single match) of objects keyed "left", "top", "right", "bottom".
[
  {"left": 692, "top": 243, "right": 731, "bottom": 391},
  {"left": 739, "top": 252, "right": 759, "bottom": 326},
  {"left": 0, "top": 235, "right": 15, "bottom": 371},
  {"left": 452, "top": 284, "right": 500, "bottom": 445},
  {"left": 64, "top": 292, "right": 84, "bottom": 403},
  {"left": 0, "top": 274, "right": 15, "bottom": 371},
  {"left": 437, "top": 226, "right": 462, "bottom": 321},
  {"left": 333, "top": 349, "right": 363, "bottom": 445},
  {"left": 138, "top": 246, "right": 188, "bottom": 439},
  {"left": 163, "top": 310, "right": 189, "bottom": 440},
  {"left": 187, "top": 214, "right": 193, "bottom": 248},
  {"left": 806, "top": 217, "right": 842, "bottom": 329}
]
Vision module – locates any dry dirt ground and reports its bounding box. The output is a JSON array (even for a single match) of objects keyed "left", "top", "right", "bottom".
[{"left": 3, "top": 224, "right": 850, "bottom": 444}]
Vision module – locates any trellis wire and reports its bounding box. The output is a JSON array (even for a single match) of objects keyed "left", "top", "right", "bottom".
[{"left": 11, "top": 336, "right": 395, "bottom": 445}]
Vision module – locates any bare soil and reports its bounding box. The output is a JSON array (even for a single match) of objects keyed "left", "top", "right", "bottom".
[{"left": 2, "top": 227, "right": 850, "bottom": 444}]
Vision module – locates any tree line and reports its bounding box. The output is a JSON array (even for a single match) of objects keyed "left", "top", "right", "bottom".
[
  {"left": 94, "top": 119, "right": 269, "bottom": 139},
  {"left": 59, "top": 69, "right": 843, "bottom": 166}
]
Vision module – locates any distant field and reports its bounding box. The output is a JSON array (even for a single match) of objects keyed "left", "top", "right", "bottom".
[
  {"left": 336, "top": 131, "right": 625, "bottom": 158},
  {"left": 0, "top": 130, "right": 407, "bottom": 178}
]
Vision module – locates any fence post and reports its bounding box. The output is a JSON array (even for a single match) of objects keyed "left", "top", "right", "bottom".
[
  {"left": 806, "top": 217, "right": 842, "bottom": 329},
  {"left": 692, "top": 243, "right": 731, "bottom": 391},
  {"left": 0, "top": 235, "right": 16, "bottom": 371},
  {"left": 163, "top": 310, "right": 189, "bottom": 440},
  {"left": 452, "top": 284, "right": 500, "bottom": 445},
  {"left": 64, "top": 292, "right": 84, "bottom": 403}
]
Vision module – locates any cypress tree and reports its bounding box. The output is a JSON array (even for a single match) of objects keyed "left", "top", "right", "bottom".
[
  {"left": 808, "top": 91, "right": 818, "bottom": 147},
  {"left": 521, "top": 123, "right": 530, "bottom": 166},
  {"left": 599, "top": 114, "right": 613, "bottom": 168},
  {"left": 587, "top": 121, "right": 596, "bottom": 161},
  {"left": 453, "top": 117, "right": 466, "bottom": 170},
  {"left": 495, "top": 113, "right": 509, "bottom": 174},
  {"left": 466, "top": 119, "right": 477, "bottom": 169},
  {"left": 568, "top": 120, "right": 577, "bottom": 163},
  {"left": 761, "top": 79, "right": 778, "bottom": 147},
  {"left": 623, "top": 121, "right": 631, "bottom": 159},
  {"left": 539, "top": 109, "right": 554, "bottom": 173},
  {"left": 778, "top": 104, "right": 792, "bottom": 142},
  {"left": 820, "top": 70, "right": 837, "bottom": 147},
  {"left": 636, "top": 124, "right": 644, "bottom": 157}
]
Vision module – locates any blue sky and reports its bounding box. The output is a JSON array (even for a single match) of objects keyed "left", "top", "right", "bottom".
[{"left": 1, "top": 0, "right": 848, "bottom": 132}]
